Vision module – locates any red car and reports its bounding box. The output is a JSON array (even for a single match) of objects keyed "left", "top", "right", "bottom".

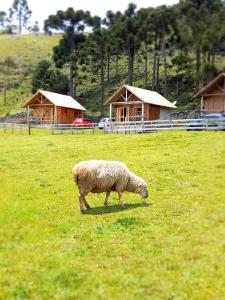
[{"left": 72, "top": 117, "right": 94, "bottom": 128}]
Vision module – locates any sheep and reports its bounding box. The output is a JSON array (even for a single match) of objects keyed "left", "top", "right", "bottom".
[{"left": 72, "top": 160, "right": 148, "bottom": 213}]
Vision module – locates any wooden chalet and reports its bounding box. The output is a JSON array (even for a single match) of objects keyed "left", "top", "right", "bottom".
[
  {"left": 23, "top": 90, "right": 86, "bottom": 124},
  {"left": 193, "top": 73, "right": 225, "bottom": 115},
  {"left": 104, "top": 85, "right": 177, "bottom": 122}
]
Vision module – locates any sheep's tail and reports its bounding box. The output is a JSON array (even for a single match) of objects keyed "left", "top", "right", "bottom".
[
  {"left": 73, "top": 173, "right": 79, "bottom": 184},
  {"left": 72, "top": 166, "right": 79, "bottom": 185}
]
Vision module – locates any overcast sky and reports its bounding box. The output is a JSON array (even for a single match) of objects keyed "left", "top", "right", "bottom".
[{"left": 1, "top": 0, "right": 179, "bottom": 30}]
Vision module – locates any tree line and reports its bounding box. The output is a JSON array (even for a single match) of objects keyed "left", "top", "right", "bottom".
[{"left": 38, "top": 0, "right": 225, "bottom": 115}]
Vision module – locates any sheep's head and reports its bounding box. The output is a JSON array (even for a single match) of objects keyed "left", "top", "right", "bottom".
[{"left": 137, "top": 181, "right": 148, "bottom": 198}]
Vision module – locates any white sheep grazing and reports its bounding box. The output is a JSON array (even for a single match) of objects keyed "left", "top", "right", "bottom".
[{"left": 72, "top": 160, "right": 148, "bottom": 213}]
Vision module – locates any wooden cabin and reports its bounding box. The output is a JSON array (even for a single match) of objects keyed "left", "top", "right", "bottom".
[
  {"left": 104, "top": 85, "right": 176, "bottom": 122},
  {"left": 193, "top": 73, "right": 225, "bottom": 115},
  {"left": 23, "top": 90, "right": 86, "bottom": 124}
]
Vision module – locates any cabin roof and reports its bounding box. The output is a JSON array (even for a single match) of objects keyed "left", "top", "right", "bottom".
[
  {"left": 193, "top": 73, "right": 225, "bottom": 99},
  {"left": 104, "top": 85, "right": 176, "bottom": 108},
  {"left": 23, "top": 90, "right": 86, "bottom": 111}
]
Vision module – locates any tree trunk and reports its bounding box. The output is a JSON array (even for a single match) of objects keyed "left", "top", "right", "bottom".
[
  {"left": 115, "top": 54, "right": 119, "bottom": 80},
  {"left": 152, "top": 38, "right": 157, "bottom": 90},
  {"left": 196, "top": 48, "right": 201, "bottom": 89},
  {"left": 176, "top": 69, "right": 179, "bottom": 95},
  {"left": 144, "top": 40, "right": 148, "bottom": 89},
  {"left": 73, "top": 67, "right": 77, "bottom": 98},
  {"left": 69, "top": 64, "right": 74, "bottom": 97},
  {"left": 100, "top": 48, "right": 105, "bottom": 117},
  {"left": 69, "top": 26, "right": 76, "bottom": 97},
  {"left": 18, "top": 1, "right": 22, "bottom": 34},
  {"left": 162, "top": 34, "right": 167, "bottom": 98},
  {"left": 156, "top": 39, "right": 161, "bottom": 92},
  {"left": 156, "top": 54, "right": 160, "bottom": 92},
  {"left": 212, "top": 53, "right": 215, "bottom": 65},
  {"left": 128, "top": 48, "right": 134, "bottom": 85},
  {"left": 107, "top": 54, "right": 110, "bottom": 83}
]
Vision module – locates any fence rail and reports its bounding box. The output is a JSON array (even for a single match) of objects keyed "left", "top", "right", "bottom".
[{"left": 0, "top": 118, "right": 224, "bottom": 135}]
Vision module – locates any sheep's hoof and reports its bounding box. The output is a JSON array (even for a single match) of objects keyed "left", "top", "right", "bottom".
[
  {"left": 104, "top": 204, "right": 108, "bottom": 208},
  {"left": 120, "top": 204, "right": 125, "bottom": 209},
  {"left": 80, "top": 209, "right": 86, "bottom": 214},
  {"left": 86, "top": 205, "right": 91, "bottom": 209}
]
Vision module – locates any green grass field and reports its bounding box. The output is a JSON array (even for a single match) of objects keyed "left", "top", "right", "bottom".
[{"left": 0, "top": 131, "right": 225, "bottom": 299}]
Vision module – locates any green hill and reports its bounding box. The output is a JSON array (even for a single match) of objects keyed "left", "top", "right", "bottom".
[{"left": 0, "top": 34, "right": 61, "bottom": 115}]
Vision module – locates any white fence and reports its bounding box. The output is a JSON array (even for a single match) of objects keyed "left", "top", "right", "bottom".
[
  {"left": 106, "top": 119, "right": 225, "bottom": 133},
  {"left": 0, "top": 118, "right": 224, "bottom": 135}
]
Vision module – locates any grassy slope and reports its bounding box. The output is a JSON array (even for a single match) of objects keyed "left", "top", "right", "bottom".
[
  {"left": 0, "top": 131, "right": 225, "bottom": 299},
  {"left": 0, "top": 34, "right": 61, "bottom": 115}
]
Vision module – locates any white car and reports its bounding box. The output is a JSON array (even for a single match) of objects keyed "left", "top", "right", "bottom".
[{"left": 98, "top": 118, "right": 110, "bottom": 129}]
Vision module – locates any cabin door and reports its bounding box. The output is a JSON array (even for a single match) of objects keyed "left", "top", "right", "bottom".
[{"left": 121, "top": 107, "right": 127, "bottom": 122}]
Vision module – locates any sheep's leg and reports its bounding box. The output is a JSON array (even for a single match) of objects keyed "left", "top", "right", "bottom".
[
  {"left": 104, "top": 191, "right": 111, "bottom": 208},
  {"left": 83, "top": 197, "right": 91, "bottom": 209},
  {"left": 79, "top": 195, "right": 86, "bottom": 214},
  {"left": 118, "top": 192, "right": 125, "bottom": 208}
]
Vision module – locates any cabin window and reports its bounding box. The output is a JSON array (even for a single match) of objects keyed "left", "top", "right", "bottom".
[{"left": 137, "top": 107, "right": 142, "bottom": 115}]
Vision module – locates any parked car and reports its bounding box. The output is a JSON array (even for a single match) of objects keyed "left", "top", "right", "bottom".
[
  {"left": 98, "top": 117, "right": 110, "bottom": 129},
  {"left": 72, "top": 117, "right": 94, "bottom": 128},
  {"left": 187, "top": 113, "right": 225, "bottom": 131}
]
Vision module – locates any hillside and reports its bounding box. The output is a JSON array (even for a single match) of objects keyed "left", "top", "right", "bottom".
[
  {"left": 0, "top": 34, "right": 61, "bottom": 115},
  {"left": 0, "top": 34, "right": 199, "bottom": 117}
]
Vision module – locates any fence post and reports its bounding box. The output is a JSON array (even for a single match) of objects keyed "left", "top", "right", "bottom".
[
  {"left": 92, "top": 125, "right": 95, "bottom": 134},
  {"left": 19, "top": 124, "right": 22, "bottom": 135},
  {"left": 28, "top": 123, "right": 31, "bottom": 135},
  {"left": 52, "top": 124, "right": 54, "bottom": 135},
  {"left": 11, "top": 123, "right": 14, "bottom": 134},
  {"left": 4, "top": 123, "right": 6, "bottom": 133}
]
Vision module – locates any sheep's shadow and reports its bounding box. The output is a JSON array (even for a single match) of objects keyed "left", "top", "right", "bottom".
[{"left": 84, "top": 202, "right": 151, "bottom": 215}]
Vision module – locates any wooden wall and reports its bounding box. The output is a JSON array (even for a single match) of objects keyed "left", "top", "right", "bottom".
[
  {"left": 202, "top": 81, "right": 225, "bottom": 114},
  {"left": 114, "top": 103, "right": 160, "bottom": 121},
  {"left": 31, "top": 105, "right": 82, "bottom": 124},
  {"left": 203, "top": 95, "right": 225, "bottom": 114},
  {"left": 57, "top": 107, "right": 81, "bottom": 124},
  {"left": 144, "top": 104, "right": 160, "bottom": 120},
  {"left": 32, "top": 105, "right": 54, "bottom": 124}
]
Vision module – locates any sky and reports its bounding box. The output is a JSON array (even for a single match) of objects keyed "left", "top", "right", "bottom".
[{"left": 1, "top": 0, "right": 179, "bottom": 31}]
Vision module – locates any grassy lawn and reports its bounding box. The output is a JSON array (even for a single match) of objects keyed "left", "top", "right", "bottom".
[{"left": 0, "top": 131, "right": 225, "bottom": 300}]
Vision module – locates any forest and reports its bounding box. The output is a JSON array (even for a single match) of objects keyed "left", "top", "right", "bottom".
[{"left": 0, "top": 0, "right": 225, "bottom": 116}]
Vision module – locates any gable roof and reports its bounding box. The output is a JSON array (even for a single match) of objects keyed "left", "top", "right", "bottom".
[
  {"left": 23, "top": 90, "right": 86, "bottom": 111},
  {"left": 193, "top": 73, "right": 225, "bottom": 99},
  {"left": 104, "top": 85, "right": 176, "bottom": 108}
]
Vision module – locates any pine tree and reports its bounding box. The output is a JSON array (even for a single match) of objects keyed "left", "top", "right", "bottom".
[{"left": 9, "top": 0, "right": 32, "bottom": 33}]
